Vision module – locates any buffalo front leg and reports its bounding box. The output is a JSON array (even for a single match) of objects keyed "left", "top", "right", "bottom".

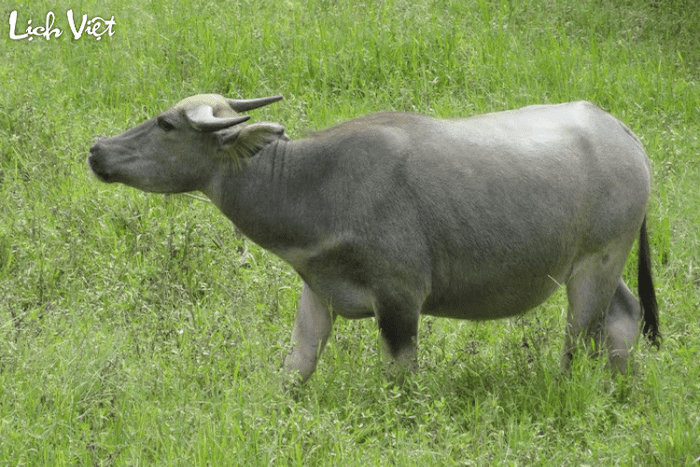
[
  {"left": 283, "top": 282, "right": 335, "bottom": 383},
  {"left": 375, "top": 293, "right": 421, "bottom": 376}
]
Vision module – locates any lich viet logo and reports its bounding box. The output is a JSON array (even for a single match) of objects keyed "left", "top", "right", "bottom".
[{"left": 8, "top": 10, "right": 116, "bottom": 41}]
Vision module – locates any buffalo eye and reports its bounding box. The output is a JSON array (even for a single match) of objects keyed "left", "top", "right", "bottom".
[{"left": 157, "top": 116, "right": 176, "bottom": 132}]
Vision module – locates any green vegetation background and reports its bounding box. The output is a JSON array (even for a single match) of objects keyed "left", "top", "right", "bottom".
[{"left": 1, "top": 0, "right": 698, "bottom": 465}]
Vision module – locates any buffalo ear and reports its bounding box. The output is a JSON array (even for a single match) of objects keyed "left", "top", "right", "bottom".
[{"left": 218, "top": 122, "right": 288, "bottom": 158}]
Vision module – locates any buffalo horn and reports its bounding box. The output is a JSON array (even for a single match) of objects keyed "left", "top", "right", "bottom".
[
  {"left": 226, "top": 95, "right": 283, "bottom": 112},
  {"left": 185, "top": 105, "right": 251, "bottom": 132}
]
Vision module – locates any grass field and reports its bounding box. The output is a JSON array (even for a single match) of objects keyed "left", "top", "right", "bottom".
[{"left": 1, "top": 0, "right": 699, "bottom": 465}]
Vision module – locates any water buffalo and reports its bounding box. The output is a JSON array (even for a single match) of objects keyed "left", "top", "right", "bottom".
[{"left": 88, "top": 95, "right": 659, "bottom": 383}]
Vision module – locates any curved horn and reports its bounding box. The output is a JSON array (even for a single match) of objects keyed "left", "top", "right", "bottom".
[
  {"left": 226, "top": 95, "right": 283, "bottom": 112},
  {"left": 185, "top": 105, "right": 250, "bottom": 132}
]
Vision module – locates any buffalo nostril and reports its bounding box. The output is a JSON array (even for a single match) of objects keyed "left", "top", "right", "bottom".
[
  {"left": 89, "top": 139, "right": 105, "bottom": 154},
  {"left": 87, "top": 147, "right": 113, "bottom": 182}
]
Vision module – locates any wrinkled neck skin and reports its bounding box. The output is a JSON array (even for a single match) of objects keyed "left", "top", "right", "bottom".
[{"left": 202, "top": 139, "right": 317, "bottom": 252}]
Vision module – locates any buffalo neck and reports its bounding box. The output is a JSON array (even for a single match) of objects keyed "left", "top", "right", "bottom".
[{"left": 207, "top": 138, "right": 328, "bottom": 252}]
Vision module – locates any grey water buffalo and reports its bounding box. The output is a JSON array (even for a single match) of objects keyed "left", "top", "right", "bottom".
[{"left": 88, "top": 94, "right": 659, "bottom": 383}]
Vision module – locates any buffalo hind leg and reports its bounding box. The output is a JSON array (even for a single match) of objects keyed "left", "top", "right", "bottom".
[
  {"left": 562, "top": 248, "right": 631, "bottom": 371},
  {"left": 604, "top": 279, "right": 642, "bottom": 373}
]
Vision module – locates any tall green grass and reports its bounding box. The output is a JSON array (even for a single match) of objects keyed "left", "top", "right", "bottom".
[{"left": 2, "top": 0, "right": 699, "bottom": 465}]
